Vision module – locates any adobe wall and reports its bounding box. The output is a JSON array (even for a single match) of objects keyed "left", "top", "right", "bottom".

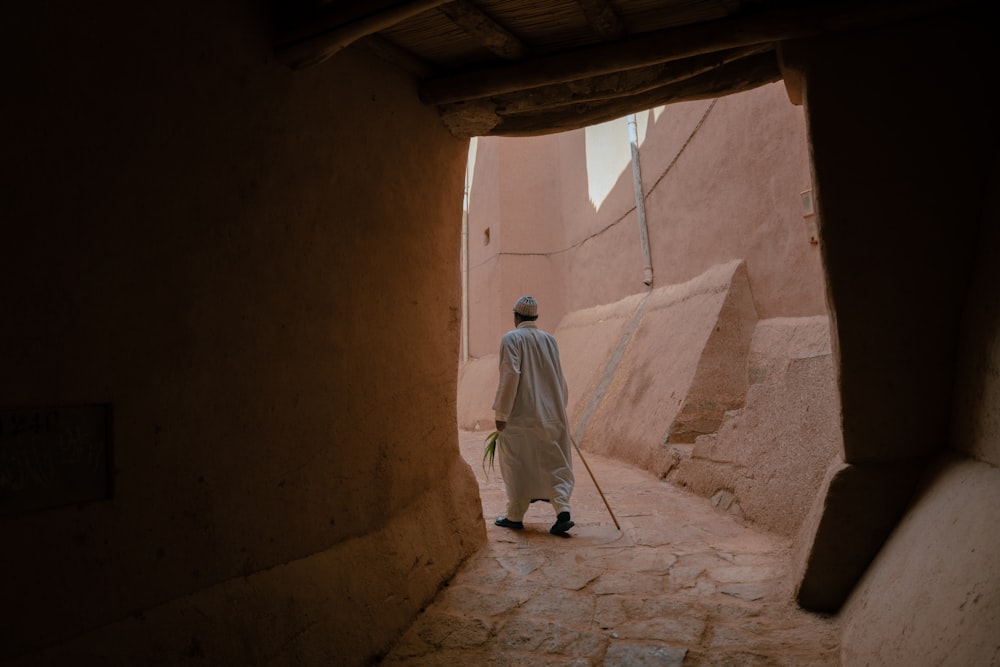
[
  {"left": 461, "top": 85, "right": 835, "bottom": 540},
  {"left": 457, "top": 264, "right": 841, "bottom": 542},
  {"left": 837, "top": 457, "right": 1000, "bottom": 665},
  {"left": 635, "top": 88, "right": 823, "bottom": 319},
  {"left": 838, "top": 163, "right": 1000, "bottom": 663},
  {"left": 578, "top": 261, "right": 757, "bottom": 472},
  {"left": 465, "top": 83, "right": 825, "bottom": 358},
  {"left": 669, "top": 317, "right": 842, "bottom": 537},
  {"left": 952, "top": 163, "right": 1000, "bottom": 469},
  {"left": 466, "top": 134, "right": 571, "bottom": 358},
  {"left": 457, "top": 290, "right": 647, "bottom": 434},
  {"left": 837, "top": 101, "right": 1000, "bottom": 666},
  {"left": 0, "top": 2, "right": 481, "bottom": 664},
  {"left": 789, "top": 8, "right": 1000, "bottom": 662}
]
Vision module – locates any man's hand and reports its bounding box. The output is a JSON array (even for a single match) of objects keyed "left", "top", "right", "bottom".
[{"left": 495, "top": 420, "right": 506, "bottom": 432}]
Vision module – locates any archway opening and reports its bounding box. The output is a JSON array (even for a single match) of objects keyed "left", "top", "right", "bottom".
[{"left": 457, "top": 83, "right": 837, "bottom": 540}]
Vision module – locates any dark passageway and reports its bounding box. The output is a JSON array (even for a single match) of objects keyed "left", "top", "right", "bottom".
[{"left": 2, "top": 1, "right": 997, "bottom": 665}]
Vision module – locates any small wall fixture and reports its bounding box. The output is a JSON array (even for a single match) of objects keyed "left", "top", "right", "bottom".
[
  {"left": 800, "top": 189, "right": 815, "bottom": 218},
  {"left": 801, "top": 189, "right": 819, "bottom": 246}
]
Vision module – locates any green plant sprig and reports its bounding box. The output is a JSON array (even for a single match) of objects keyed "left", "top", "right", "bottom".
[{"left": 483, "top": 430, "right": 502, "bottom": 477}]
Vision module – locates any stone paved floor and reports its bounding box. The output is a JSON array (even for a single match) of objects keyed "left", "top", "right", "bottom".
[{"left": 379, "top": 431, "right": 841, "bottom": 666}]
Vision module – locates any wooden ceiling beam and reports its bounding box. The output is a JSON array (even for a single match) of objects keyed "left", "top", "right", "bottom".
[
  {"left": 442, "top": 51, "right": 781, "bottom": 137},
  {"left": 276, "top": 0, "right": 452, "bottom": 70},
  {"left": 437, "top": 0, "right": 529, "bottom": 59},
  {"left": 420, "top": 0, "right": 972, "bottom": 104},
  {"left": 576, "top": 0, "right": 626, "bottom": 40},
  {"left": 440, "top": 43, "right": 772, "bottom": 117}
]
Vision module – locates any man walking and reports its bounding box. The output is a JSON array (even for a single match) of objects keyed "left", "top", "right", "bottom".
[{"left": 493, "top": 296, "right": 575, "bottom": 536}]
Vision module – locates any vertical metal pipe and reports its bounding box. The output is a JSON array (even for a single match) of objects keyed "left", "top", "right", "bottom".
[
  {"left": 627, "top": 114, "right": 654, "bottom": 287},
  {"left": 461, "top": 146, "right": 472, "bottom": 364}
]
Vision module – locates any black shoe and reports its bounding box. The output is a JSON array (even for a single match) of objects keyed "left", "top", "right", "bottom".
[
  {"left": 495, "top": 516, "right": 524, "bottom": 530},
  {"left": 530, "top": 498, "right": 550, "bottom": 503},
  {"left": 550, "top": 511, "right": 574, "bottom": 535}
]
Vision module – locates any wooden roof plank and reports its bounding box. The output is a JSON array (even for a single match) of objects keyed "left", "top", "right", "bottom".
[
  {"left": 437, "top": 0, "right": 531, "bottom": 59},
  {"left": 277, "top": 0, "right": 453, "bottom": 69},
  {"left": 576, "top": 0, "right": 626, "bottom": 39},
  {"left": 443, "top": 43, "right": 772, "bottom": 115},
  {"left": 381, "top": 9, "right": 495, "bottom": 65},
  {"left": 618, "top": 0, "right": 740, "bottom": 34},
  {"left": 443, "top": 50, "right": 781, "bottom": 137},
  {"left": 420, "top": 0, "right": 972, "bottom": 104}
]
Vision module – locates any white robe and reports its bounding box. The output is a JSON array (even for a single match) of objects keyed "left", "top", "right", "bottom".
[{"left": 493, "top": 322, "right": 574, "bottom": 517}]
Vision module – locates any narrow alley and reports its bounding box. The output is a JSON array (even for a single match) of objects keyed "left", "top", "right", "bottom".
[{"left": 380, "top": 431, "right": 841, "bottom": 665}]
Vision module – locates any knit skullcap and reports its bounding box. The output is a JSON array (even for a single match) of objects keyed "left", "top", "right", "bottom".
[{"left": 513, "top": 296, "right": 538, "bottom": 317}]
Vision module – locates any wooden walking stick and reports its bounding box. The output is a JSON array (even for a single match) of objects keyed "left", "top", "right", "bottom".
[{"left": 570, "top": 436, "right": 620, "bottom": 531}]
